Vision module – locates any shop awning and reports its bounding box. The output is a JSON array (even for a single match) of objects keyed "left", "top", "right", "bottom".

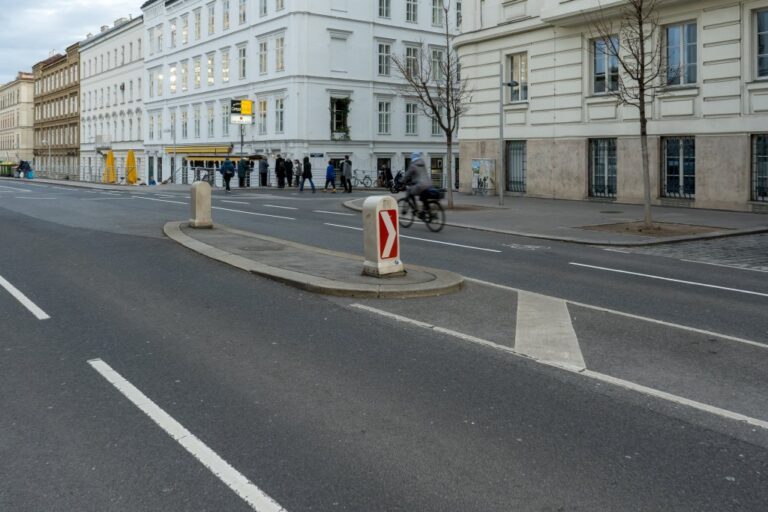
[{"left": 164, "top": 145, "right": 232, "bottom": 155}]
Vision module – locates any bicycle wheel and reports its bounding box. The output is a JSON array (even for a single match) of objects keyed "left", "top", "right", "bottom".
[
  {"left": 362, "top": 176, "right": 372, "bottom": 188},
  {"left": 424, "top": 200, "right": 445, "bottom": 232},
  {"left": 398, "top": 198, "right": 414, "bottom": 228}
]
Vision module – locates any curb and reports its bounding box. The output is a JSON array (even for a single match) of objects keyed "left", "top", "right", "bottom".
[
  {"left": 163, "top": 221, "right": 464, "bottom": 299},
  {"left": 341, "top": 198, "right": 768, "bottom": 247}
]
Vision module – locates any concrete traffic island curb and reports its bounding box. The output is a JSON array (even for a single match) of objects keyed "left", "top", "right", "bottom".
[{"left": 163, "top": 221, "right": 464, "bottom": 298}]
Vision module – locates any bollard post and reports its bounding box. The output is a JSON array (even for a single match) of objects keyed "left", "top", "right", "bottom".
[
  {"left": 189, "top": 181, "right": 213, "bottom": 228},
  {"left": 363, "top": 195, "right": 405, "bottom": 277}
]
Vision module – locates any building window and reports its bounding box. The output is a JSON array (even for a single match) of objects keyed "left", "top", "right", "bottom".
[
  {"left": 505, "top": 141, "right": 527, "bottom": 192},
  {"left": 222, "top": 102, "right": 230, "bottom": 136},
  {"left": 431, "top": 48, "right": 445, "bottom": 80},
  {"left": 378, "top": 43, "right": 391, "bottom": 75},
  {"left": 378, "top": 101, "right": 391, "bottom": 134},
  {"left": 194, "top": 57, "right": 202, "bottom": 88},
  {"left": 170, "top": 65, "right": 177, "bottom": 93},
  {"left": 756, "top": 10, "right": 768, "bottom": 78},
  {"left": 589, "top": 139, "right": 617, "bottom": 198},
  {"left": 406, "top": 0, "right": 418, "bottom": 22},
  {"left": 379, "top": 0, "right": 390, "bottom": 18},
  {"left": 260, "top": 0, "right": 267, "bottom": 16},
  {"left": 181, "top": 61, "right": 189, "bottom": 92},
  {"left": 149, "top": 114, "right": 155, "bottom": 140},
  {"left": 406, "top": 46, "right": 420, "bottom": 75},
  {"left": 275, "top": 37, "right": 285, "bottom": 72},
  {"left": 181, "top": 109, "right": 188, "bottom": 138},
  {"left": 156, "top": 25, "right": 163, "bottom": 53},
  {"left": 207, "top": 103, "right": 215, "bottom": 137},
  {"left": 239, "top": 0, "right": 247, "bottom": 24},
  {"left": 275, "top": 97, "right": 284, "bottom": 133},
  {"left": 207, "top": 53, "right": 215, "bottom": 85},
  {"left": 405, "top": 102, "right": 418, "bottom": 135},
  {"left": 222, "top": 0, "right": 230, "bottom": 30},
  {"left": 431, "top": 107, "right": 442, "bottom": 136},
  {"left": 238, "top": 46, "right": 247, "bottom": 79},
  {"left": 507, "top": 53, "right": 528, "bottom": 101},
  {"left": 662, "top": 136, "right": 695, "bottom": 199},
  {"left": 330, "top": 97, "right": 350, "bottom": 136},
  {"left": 432, "top": 0, "right": 444, "bottom": 26},
  {"left": 208, "top": 3, "right": 216, "bottom": 35},
  {"left": 593, "top": 36, "right": 619, "bottom": 94},
  {"left": 665, "top": 22, "right": 697, "bottom": 86},
  {"left": 258, "top": 99, "right": 267, "bottom": 135},
  {"left": 194, "top": 9, "right": 202, "bottom": 40},
  {"left": 181, "top": 15, "right": 189, "bottom": 44},
  {"left": 222, "top": 49, "right": 230, "bottom": 83},
  {"left": 753, "top": 134, "right": 768, "bottom": 202},
  {"left": 276, "top": 0, "right": 285, "bottom": 11},
  {"left": 149, "top": 27, "right": 155, "bottom": 55},
  {"left": 259, "top": 41, "right": 268, "bottom": 74},
  {"left": 194, "top": 105, "right": 201, "bottom": 138},
  {"left": 148, "top": 72, "right": 154, "bottom": 98},
  {"left": 170, "top": 19, "right": 177, "bottom": 47}
]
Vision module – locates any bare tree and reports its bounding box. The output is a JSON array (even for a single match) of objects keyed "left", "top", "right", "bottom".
[
  {"left": 390, "top": 1, "right": 469, "bottom": 209},
  {"left": 588, "top": 0, "right": 663, "bottom": 228}
]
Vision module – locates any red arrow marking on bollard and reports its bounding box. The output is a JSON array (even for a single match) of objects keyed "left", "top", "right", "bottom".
[{"left": 379, "top": 210, "right": 398, "bottom": 259}]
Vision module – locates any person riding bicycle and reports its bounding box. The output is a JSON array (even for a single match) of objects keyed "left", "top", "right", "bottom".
[{"left": 404, "top": 152, "right": 432, "bottom": 215}]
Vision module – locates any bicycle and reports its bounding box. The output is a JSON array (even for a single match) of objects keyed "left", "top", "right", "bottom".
[
  {"left": 397, "top": 188, "right": 446, "bottom": 232},
  {"left": 351, "top": 169, "right": 372, "bottom": 188}
]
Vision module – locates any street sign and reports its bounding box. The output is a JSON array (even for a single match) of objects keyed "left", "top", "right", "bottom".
[
  {"left": 231, "top": 99, "right": 253, "bottom": 124},
  {"left": 309, "top": 153, "right": 324, "bottom": 158},
  {"left": 230, "top": 114, "right": 252, "bottom": 125},
  {"left": 378, "top": 210, "right": 398, "bottom": 259}
]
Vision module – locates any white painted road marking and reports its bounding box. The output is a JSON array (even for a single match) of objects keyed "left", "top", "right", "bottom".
[
  {"left": 323, "top": 223, "right": 501, "bottom": 253},
  {"left": 680, "top": 259, "right": 768, "bottom": 274},
  {"left": 222, "top": 200, "right": 250, "bottom": 205},
  {"left": 350, "top": 303, "right": 768, "bottom": 431},
  {"left": 263, "top": 204, "right": 298, "bottom": 210},
  {"left": 0, "top": 185, "right": 32, "bottom": 192},
  {"left": 88, "top": 359, "right": 287, "bottom": 512},
  {"left": 324, "top": 223, "right": 362, "bottom": 231},
  {"left": 14, "top": 197, "right": 57, "bottom": 200},
  {"left": 135, "top": 196, "right": 187, "bottom": 205},
  {"left": 314, "top": 210, "right": 355, "bottom": 216},
  {"left": 515, "top": 292, "right": 585, "bottom": 371},
  {"left": 0, "top": 274, "right": 50, "bottom": 320},
  {"left": 464, "top": 277, "right": 767, "bottom": 350},
  {"left": 213, "top": 206, "right": 296, "bottom": 221},
  {"left": 570, "top": 262, "right": 768, "bottom": 299}
]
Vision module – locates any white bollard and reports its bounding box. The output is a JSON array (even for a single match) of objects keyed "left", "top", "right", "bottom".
[
  {"left": 362, "top": 195, "right": 405, "bottom": 277},
  {"left": 189, "top": 181, "right": 213, "bottom": 229}
]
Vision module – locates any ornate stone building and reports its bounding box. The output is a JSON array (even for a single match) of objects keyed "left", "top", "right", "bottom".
[
  {"left": 0, "top": 72, "right": 35, "bottom": 171},
  {"left": 33, "top": 43, "right": 81, "bottom": 180}
]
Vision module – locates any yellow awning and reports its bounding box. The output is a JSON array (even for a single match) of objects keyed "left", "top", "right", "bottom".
[{"left": 164, "top": 145, "right": 232, "bottom": 155}]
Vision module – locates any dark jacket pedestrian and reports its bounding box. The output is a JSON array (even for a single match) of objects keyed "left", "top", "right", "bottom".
[
  {"left": 300, "top": 156, "right": 315, "bottom": 193},
  {"left": 284, "top": 159, "right": 294, "bottom": 188},
  {"left": 219, "top": 158, "right": 236, "bottom": 191},
  {"left": 237, "top": 159, "right": 249, "bottom": 187},
  {"left": 275, "top": 155, "right": 286, "bottom": 188},
  {"left": 293, "top": 160, "right": 302, "bottom": 186},
  {"left": 324, "top": 160, "right": 336, "bottom": 192},
  {"left": 341, "top": 156, "right": 352, "bottom": 193},
  {"left": 258, "top": 158, "right": 269, "bottom": 186}
]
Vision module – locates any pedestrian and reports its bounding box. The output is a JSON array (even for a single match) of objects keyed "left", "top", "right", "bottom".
[
  {"left": 293, "top": 159, "right": 302, "bottom": 186},
  {"left": 219, "top": 157, "right": 236, "bottom": 192},
  {"left": 285, "top": 158, "right": 294, "bottom": 188},
  {"left": 276, "top": 154, "right": 286, "bottom": 188},
  {"left": 342, "top": 155, "right": 352, "bottom": 193},
  {"left": 323, "top": 160, "right": 336, "bottom": 193},
  {"left": 258, "top": 157, "right": 268, "bottom": 186},
  {"left": 299, "top": 156, "right": 315, "bottom": 193},
  {"left": 237, "top": 158, "right": 249, "bottom": 188}
]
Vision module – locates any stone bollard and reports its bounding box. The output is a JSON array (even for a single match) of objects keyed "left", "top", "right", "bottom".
[
  {"left": 189, "top": 181, "right": 213, "bottom": 228},
  {"left": 363, "top": 195, "right": 405, "bottom": 277}
]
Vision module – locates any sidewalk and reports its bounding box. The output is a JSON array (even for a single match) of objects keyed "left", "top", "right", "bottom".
[
  {"left": 164, "top": 222, "right": 463, "bottom": 298},
  {"left": 344, "top": 193, "right": 768, "bottom": 246}
]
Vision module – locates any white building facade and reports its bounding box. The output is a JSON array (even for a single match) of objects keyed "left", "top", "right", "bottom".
[
  {"left": 0, "top": 72, "right": 35, "bottom": 169},
  {"left": 141, "top": 0, "right": 460, "bottom": 186},
  {"left": 456, "top": 0, "right": 768, "bottom": 212},
  {"left": 80, "top": 16, "right": 145, "bottom": 182}
]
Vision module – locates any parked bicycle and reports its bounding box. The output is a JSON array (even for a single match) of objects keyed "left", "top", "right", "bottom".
[
  {"left": 397, "top": 187, "right": 446, "bottom": 232},
  {"left": 352, "top": 169, "right": 373, "bottom": 188}
]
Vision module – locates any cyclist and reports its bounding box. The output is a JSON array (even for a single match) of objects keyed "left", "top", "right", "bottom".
[{"left": 404, "top": 152, "right": 433, "bottom": 215}]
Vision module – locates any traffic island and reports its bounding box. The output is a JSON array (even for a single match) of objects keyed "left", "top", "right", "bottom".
[{"left": 163, "top": 222, "right": 463, "bottom": 299}]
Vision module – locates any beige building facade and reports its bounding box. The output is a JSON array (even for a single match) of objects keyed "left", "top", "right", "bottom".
[
  {"left": 33, "top": 43, "right": 81, "bottom": 180},
  {"left": 456, "top": 0, "right": 768, "bottom": 212},
  {"left": 0, "top": 72, "right": 35, "bottom": 172}
]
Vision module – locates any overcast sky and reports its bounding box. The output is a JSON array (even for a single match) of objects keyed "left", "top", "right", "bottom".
[{"left": 0, "top": 0, "right": 142, "bottom": 84}]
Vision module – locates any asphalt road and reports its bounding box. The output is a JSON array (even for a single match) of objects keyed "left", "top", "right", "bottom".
[{"left": 1, "top": 181, "right": 767, "bottom": 511}]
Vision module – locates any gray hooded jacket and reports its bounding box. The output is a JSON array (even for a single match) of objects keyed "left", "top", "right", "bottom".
[{"left": 404, "top": 159, "right": 432, "bottom": 195}]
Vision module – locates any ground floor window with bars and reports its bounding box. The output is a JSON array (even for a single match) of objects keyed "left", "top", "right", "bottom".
[
  {"left": 662, "top": 136, "right": 695, "bottom": 199},
  {"left": 506, "top": 141, "right": 526, "bottom": 192},
  {"left": 753, "top": 134, "right": 768, "bottom": 202},
  {"left": 589, "top": 138, "right": 617, "bottom": 198}
]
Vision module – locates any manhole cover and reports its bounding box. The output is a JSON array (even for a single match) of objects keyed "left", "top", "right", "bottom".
[{"left": 600, "top": 210, "right": 624, "bottom": 214}]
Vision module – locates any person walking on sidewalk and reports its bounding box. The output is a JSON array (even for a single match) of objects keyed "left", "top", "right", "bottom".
[
  {"left": 237, "top": 158, "right": 249, "bottom": 188},
  {"left": 299, "top": 156, "right": 315, "bottom": 193},
  {"left": 285, "top": 158, "right": 294, "bottom": 188},
  {"left": 258, "top": 158, "right": 269, "bottom": 187},
  {"left": 341, "top": 155, "right": 353, "bottom": 193},
  {"left": 323, "top": 160, "right": 336, "bottom": 193},
  {"left": 219, "top": 157, "right": 236, "bottom": 192},
  {"left": 293, "top": 159, "right": 302, "bottom": 186},
  {"left": 275, "top": 155, "right": 286, "bottom": 188}
]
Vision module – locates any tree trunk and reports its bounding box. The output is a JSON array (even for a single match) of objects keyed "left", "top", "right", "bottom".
[
  {"left": 639, "top": 112, "right": 653, "bottom": 228},
  {"left": 446, "top": 136, "right": 454, "bottom": 209}
]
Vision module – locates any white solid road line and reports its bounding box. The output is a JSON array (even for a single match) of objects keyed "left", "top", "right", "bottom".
[
  {"left": 679, "top": 259, "right": 768, "bottom": 274},
  {"left": 349, "top": 304, "right": 768, "bottom": 431},
  {"left": 323, "top": 223, "right": 502, "bottom": 253},
  {"left": 313, "top": 210, "right": 355, "bottom": 216},
  {"left": 263, "top": 204, "right": 298, "bottom": 210},
  {"left": 570, "top": 262, "right": 768, "bottom": 298},
  {"left": 222, "top": 200, "right": 250, "bottom": 205},
  {"left": 14, "top": 197, "right": 57, "bottom": 200},
  {"left": 88, "top": 359, "right": 287, "bottom": 512},
  {"left": 464, "top": 277, "right": 768, "bottom": 350},
  {"left": 213, "top": 206, "right": 296, "bottom": 221},
  {"left": 135, "top": 196, "right": 187, "bottom": 205},
  {"left": 0, "top": 274, "right": 50, "bottom": 320},
  {"left": 0, "top": 185, "right": 31, "bottom": 192}
]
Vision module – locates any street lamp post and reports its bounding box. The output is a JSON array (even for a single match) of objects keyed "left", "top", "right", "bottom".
[{"left": 498, "top": 60, "right": 518, "bottom": 207}]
